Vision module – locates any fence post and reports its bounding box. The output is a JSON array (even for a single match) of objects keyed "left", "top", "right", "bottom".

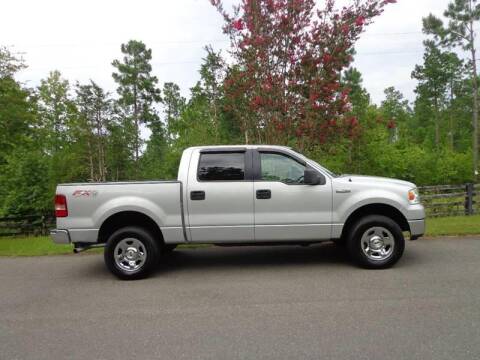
[
  {"left": 41, "top": 215, "right": 46, "bottom": 236},
  {"left": 465, "top": 183, "right": 474, "bottom": 215}
]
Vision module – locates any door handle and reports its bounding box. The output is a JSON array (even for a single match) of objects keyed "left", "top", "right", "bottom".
[
  {"left": 190, "top": 191, "right": 205, "bottom": 200},
  {"left": 336, "top": 189, "right": 351, "bottom": 194},
  {"left": 256, "top": 189, "right": 271, "bottom": 199}
]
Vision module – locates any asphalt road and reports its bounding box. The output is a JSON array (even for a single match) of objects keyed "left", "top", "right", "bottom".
[{"left": 1, "top": 238, "right": 480, "bottom": 360}]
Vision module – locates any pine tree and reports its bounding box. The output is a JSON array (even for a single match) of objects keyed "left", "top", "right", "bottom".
[
  {"left": 112, "top": 40, "right": 161, "bottom": 175},
  {"left": 199, "top": 46, "right": 225, "bottom": 142},
  {"left": 411, "top": 41, "right": 464, "bottom": 147},
  {"left": 0, "top": 46, "right": 26, "bottom": 78},
  {"left": 423, "top": 0, "right": 480, "bottom": 178},
  {"left": 75, "top": 81, "right": 112, "bottom": 181},
  {"left": 162, "top": 82, "right": 185, "bottom": 141},
  {"left": 381, "top": 87, "right": 411, "bottom": 143},
  {"left": 37, "top": 70, "right": 76, "bottom": 154}
]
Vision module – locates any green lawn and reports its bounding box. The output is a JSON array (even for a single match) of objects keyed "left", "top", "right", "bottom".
[
  {"left": 425, "top": 214, "right": 480, "bottom": 237},
  {"left": 0, "top": 215, "right": 479, "bottom": 256},
  {"left": 0, "top": 236, "right": 76, "bottom": 256}
]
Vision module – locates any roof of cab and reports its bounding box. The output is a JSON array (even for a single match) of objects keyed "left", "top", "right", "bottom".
[{"left": 185, "top": 145, "right": 292, "bottom": 151}]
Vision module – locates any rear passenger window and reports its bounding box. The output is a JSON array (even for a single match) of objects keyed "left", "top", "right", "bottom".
[{"left": 198, "top": 153, "right": 245, "bottom": 181}]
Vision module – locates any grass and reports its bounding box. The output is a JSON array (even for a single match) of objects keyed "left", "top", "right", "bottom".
[
  {"left": 425, "top": 214, "right": 480, "bottom": 237},
  {"left": 0, "top": 215, "right": 479, "bottom": 256},
  {"left": 0, "top": 236, "right": 210, "bottom": 257},
  {"left": 0, "top": 236, "right": 76, "bottom": 256}
]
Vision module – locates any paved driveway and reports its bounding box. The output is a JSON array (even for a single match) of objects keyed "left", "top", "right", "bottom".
[{"left": 1, "top": 238, "right": 480, "bottom": 360}]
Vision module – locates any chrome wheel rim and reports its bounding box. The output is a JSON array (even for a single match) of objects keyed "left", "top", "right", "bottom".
[
  {"left": 360, "top": 227, "right": 395, "bottom": 261},
  {"left": 114, "top": 238, "right": 147, "bottom": 273}
]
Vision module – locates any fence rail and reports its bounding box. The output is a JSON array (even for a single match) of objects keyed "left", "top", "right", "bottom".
[
  {"left": 0, "top": 214, "right": 55, "bottom": 237},
  {"left": 418, "top": 183, "right": 478, "bottom": 218},
  {"left": 0, "top": 183, "right": 478, "bottom": 236}
]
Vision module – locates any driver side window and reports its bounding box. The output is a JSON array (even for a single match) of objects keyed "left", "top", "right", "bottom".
[{"left": 260, "top": 153, "right": 306, "bottom": 184}]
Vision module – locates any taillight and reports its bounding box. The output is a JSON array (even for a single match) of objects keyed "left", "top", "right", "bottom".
[{"left": 54, "top": 194, "right": 68, "bottom": 217}]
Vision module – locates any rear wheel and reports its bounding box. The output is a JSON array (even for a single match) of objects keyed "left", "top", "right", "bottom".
[
  {"left": 104, "top": 226, "right": 160, "bottom": 280},
  {"left": 347, "top": 215, "right": 404, "bottom": 269}
]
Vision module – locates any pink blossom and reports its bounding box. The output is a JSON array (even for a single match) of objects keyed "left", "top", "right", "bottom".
[{"left": 232, "top": 19, "right": 244, "bottom": 31}]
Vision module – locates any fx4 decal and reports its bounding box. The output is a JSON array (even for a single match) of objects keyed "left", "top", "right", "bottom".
[{"left": 72, "top": 190, "right": 98, "bottom": 198}]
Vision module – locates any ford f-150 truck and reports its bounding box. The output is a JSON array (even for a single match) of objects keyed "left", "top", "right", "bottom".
[{"left": 51, "top": 145, "right": 425, "bottom": 279}]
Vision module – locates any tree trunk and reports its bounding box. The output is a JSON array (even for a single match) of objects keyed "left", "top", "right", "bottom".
[
  {"left": 449, "top": 80, "right": 454, "bottom": 150},
  {"left": 87, "top": 136, "right": 94, "bottom": 182},
  {"left": 434, "top": 97, "right": 440, "bottom": 147},
  {"left": 244, "top": 121, "right": 249, "bottom": 144},
  {"left": 471, "top": 40, "right": 479, "bottom": 181},
  {"left": 133, "top": 84, "right": 139, "bottom": 178}
]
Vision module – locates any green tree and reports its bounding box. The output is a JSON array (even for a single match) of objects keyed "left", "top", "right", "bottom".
[
  {"left": 380, "top": 87, "right": 411, "bottom": 143},
  {"left": 0, "top": 77, "right": 34, "bottom": 164},
  {"left": 411, "top": 40, "right": 464, "bottom": 147},
  {"left": 423, "top": 0, "right": 480, "bottom": 179},
  {"left": 162, "top": 82, "right": 185, "bottom": 141},
  {"left": 0, "top": 46, "right": 26, "bottom": 78},
  {"left": 107, "top": 112, "right": 136, "bottom": 181},
  {"left": 37, "top": 71, "right": 88, "bottom": 188},
  {"left": 112, "top": 40, "right": 161, "bottom": 173},
  {"left": 1, "top": 148, "right": 51, "bottom": 216},
  {"left": 0, "top": 46, "right": 33, "bottom": 163},
  {"left": 0, "top": 47, "right": 40, "bottom": 216},
  {"left": 37, "top": 70, "right": 76, "bottom": 153},
  {"left": 199, "top": 46, "right": 225, "bottom": 142},
  {"left": 342, "top": 67, "right": 371, "bottom": 120},
  {"left": 75, "top": 81, "right": 112, "bottom": 181}
]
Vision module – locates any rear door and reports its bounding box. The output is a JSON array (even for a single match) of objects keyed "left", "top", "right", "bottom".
[
  {"left": 253, "top": 149, "right": 332, "bottom": 241},
  {"left": 186, "top": 148, "right": 255, "bottom": 242}
]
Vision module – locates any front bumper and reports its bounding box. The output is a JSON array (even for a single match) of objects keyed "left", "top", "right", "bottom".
[
  {"left": 408, "top": 219, "right": 425, "bottom": 240},
  {"left": 50, "top": 229, "right": 71, "bottom": 244}
]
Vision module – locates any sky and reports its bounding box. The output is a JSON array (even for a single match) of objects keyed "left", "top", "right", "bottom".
[{"left": 0, "top": 0, "right": 465, "bottom": 106}]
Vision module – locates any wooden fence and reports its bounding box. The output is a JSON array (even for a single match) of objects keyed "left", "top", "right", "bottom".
[
  {"left": 0, "top": 214, "right": 55, "bottom": 237},
  {"left": 418, "top": 183, "right": 478, "bottom": 218},
  {"left": 0, "top": 183, "right": 478, "bottom": 236}
]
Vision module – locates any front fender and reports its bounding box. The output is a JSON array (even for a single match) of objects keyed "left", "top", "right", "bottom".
[{"left": 334, "top": 188, "right": 408, "bottom": 224}]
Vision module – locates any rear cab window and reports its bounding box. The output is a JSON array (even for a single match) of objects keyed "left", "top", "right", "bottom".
[{"left": 197, "top": 152, "right": 245, "bottom": 181}]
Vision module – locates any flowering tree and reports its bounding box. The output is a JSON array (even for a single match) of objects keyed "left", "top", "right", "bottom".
[{"left": 212, "top": 0, "right": 396, "bottom": 149}]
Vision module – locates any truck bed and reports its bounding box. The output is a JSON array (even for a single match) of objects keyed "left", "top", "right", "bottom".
[{"left": 56, "top": 181, "right": 186, "bottom": 244}]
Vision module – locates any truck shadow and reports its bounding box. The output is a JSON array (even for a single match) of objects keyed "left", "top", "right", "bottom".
[
  {"left": 82, "top": 241, "right": 422, "bottom": 279},
  {"left": 155, "top": 242, "right": 350, "bottom": 275},
  {"left": 155, "top": 241, "right": 423, "bottom": 276}
]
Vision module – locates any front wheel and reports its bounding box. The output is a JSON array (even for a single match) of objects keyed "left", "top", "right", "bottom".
[
  {"left": 104, "top": 226, "right": 160, "bottom": 280},
  {"left": 347, "top": 215, "right": 405, "bottom": 269}
]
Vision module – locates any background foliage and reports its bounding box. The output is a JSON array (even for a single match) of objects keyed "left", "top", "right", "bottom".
[{"left": 0, "top": 0, "right": 478, "bottom": 217}]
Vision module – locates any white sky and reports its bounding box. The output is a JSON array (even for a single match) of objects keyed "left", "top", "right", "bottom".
[{"left": 0, "top": 0, "right": 466, "bottom": 105}]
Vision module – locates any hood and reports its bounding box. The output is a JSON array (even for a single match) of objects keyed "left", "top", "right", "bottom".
[{"left": 336, "top": 174, "right": 415, "bottom": 189}]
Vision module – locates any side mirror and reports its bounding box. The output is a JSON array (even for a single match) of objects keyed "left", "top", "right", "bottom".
[{"left": 304, "top": 168, "right": 325, "bottom": 185}]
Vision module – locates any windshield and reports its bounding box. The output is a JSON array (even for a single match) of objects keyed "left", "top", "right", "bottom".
[
  {"left": 307, "top": 159, "right": 338, "bottom": 177},
  {"left": 289, "top": 150, "right": 337, "bottom": 177}
]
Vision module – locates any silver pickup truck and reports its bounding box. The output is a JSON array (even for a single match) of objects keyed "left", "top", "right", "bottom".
[{"left": 51, "top": 145, "right": 425, "bottom": 279}]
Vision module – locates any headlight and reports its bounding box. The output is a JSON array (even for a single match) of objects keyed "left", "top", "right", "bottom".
[{"left": 408, "top": 188, "right": 420, "bottom": 204}]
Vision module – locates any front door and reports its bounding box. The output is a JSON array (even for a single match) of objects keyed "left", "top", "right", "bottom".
[
  {"left": 253, "top": 150, "right": 332, "bottom": 241},
  {"left": 186, "top": 149, "right": 254, "bottom": 242}
]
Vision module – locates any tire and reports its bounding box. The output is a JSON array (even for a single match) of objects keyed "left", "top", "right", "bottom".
[
  {"left": 332, "top": 238, "right": 346, "bottom": 247},
  {"left": 346, "top": 215, "right": 405, "bottom": 269},
  {"left": 104, "top": 226, "right": 160, "bottom": 280},
  {"left": 163, "top": 244, "right": 177, "bottom": 253}
]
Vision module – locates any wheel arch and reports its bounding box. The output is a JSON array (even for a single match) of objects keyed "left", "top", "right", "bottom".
[
  {"left": 98, "top": 211, "right": 164, "bottom": 245},
  {"left": 341, "top": 203, "right": 410, "bottom": 240}
]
